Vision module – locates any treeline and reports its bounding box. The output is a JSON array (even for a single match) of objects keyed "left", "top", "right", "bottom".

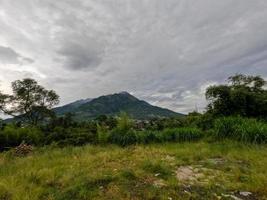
[
  {"left": 0, "top": 74, "right": 267, "bottom": 149},
  {"left": 1, "top": 112, "right": 267, "bottom": 149}
]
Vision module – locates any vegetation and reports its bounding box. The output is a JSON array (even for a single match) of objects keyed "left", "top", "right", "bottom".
[
  {"left": 0, "top": 78, "right": 59, "bottom": 125},
  {"left": 213, "top": 117, "right": 267, "bottom": 144},
  {"left": 206, "top": 74, "right": 267, "bottom": 119},
  {"left": 1, "top": 142, "right": 267, "bottom": 199},
  {"left": 0, "top": 74, "right": 267, "bottom": 199}
]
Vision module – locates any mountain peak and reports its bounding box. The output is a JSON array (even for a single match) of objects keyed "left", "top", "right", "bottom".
[
  {"left": 54, "top": 92, "right": 184, "bottom": 120},
  {"left": 118, "top": 91, "right": 131, "bottom": 95}
]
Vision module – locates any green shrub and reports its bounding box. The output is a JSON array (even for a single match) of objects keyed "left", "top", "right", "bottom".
[
  {"left": 0, "top": 125, "right": 43, "bottom": 148},
  {"left": 160, "top": 128, "right": 204, "bottom": 142},
  {"left": 195, "top": 113, "right": 215, "bottom": 130},
  {"left": 135, "top": 130, "right": 159, "bottom": 144},
  {"left": 213, "top": 117, "right": 267, "bottom": 143},
  {"left": 97, "top": 124, "right": 110, "bottom": 144},
  {"left": 110, "top": 127, "right": 204, "bottom": 146},
  {"left": 45, "top": 127, "right": 97, "bottom": 146},
  {"left": 116, "top": 112, "right": 133, "bottom": 132},
  {"left": 109, "top": 129, "right": 137, "bottom": 146}
]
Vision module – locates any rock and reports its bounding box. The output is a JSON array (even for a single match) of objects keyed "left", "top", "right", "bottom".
[
  {"left": 239, "top": 191, "right": 252, "bottom": 197},
  {"left": 222, "top": 194, "right": 242, "bottom": 200},
  {"left": 176, "top": 166, "right": 204, "bottom": 182}
]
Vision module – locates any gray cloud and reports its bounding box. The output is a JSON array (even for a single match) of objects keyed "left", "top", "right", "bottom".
[
  {"left": 0, "top": 46, "right": 33, "bottom": 64},
  {"left": 0, "top": 0, "right": 267, "bottom": 115},
  {"left": 57, "top": 40, "right": 103, "bottom": 70}
]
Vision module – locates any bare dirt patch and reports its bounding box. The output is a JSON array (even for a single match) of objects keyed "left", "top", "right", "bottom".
[{"left": 176, "top": 165, "right": 220, "bottom": 184}]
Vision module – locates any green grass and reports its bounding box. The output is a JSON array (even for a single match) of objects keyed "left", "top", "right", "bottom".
[
  {"left": 1, "top": 142, "right": 267, "bottom": 199},
  {"left": 213, "top": 117, "right": 267, "bottom": 143}
]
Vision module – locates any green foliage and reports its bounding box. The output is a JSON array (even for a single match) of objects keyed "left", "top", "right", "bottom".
[
  {"left": 206, "top": 74, "right": 267, "bottom": 119},
  {"left": 117, "top": 112, "right": 134, "bottom": 132},
  {"left": 135, "top": 130, "right": 159, "bottom": 144},
  {"left": 109, "top": 127, "right": 203, "bottom": 146},
  {"left": 109, "top": 129, "right": 137, "bottom": 146},
  {"left": 0, "top": 124, "right": 43, "bottom": 149},
  {"left": 160, "top": 128, "right": 204, "bottom": 142},
  {"left": 144, "top": 117, "right": 185, "bottom": 131},
  {"left": 95, "top": 115, "right": 117, "bottom": 129},
  {"left": 185, "top": 112, "right": 215, "bottom": 130},
  {"left": 108, "top": 113, "right": 137, "bottom": 146},
  {"left": 96, "top": 124, "right": 109, "bottom": 144},
  {"left": 45, "top": 127, "right": 97, "bottom": 146},
  {"left": 108, "top": 113, "right": 203, "bottom": 146},
  {"left": 213, "top": 117, "right": 267, "bottom": 143},
  {"left": 49, "top": 113, "right": 78, "bottom": 128},
  {"left": 0, "top": 78, "right": 59, "bottom": 125}
]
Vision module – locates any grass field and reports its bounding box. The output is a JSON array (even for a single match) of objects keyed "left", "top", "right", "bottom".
[{"left": 1, "top": 141, "right": 267, "bottom": 200}]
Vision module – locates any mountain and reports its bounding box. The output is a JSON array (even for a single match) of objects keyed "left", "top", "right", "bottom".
[
  {"left": 54, "top": 92, "right": 184, "bottom": 120},
  {"left": 54, "top": 98, "right": 92, "bottom": 115}
]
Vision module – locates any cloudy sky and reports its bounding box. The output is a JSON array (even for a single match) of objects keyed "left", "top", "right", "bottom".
[{"left": 0, "top": 0, "right": 267, "bottom": 116}]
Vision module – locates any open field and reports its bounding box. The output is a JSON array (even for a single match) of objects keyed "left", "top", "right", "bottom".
[{"left": 1, "top": 141, "right": 267, "bottom": 200}]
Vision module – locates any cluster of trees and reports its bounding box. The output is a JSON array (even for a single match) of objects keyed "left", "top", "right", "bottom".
[
  {"left": 0, "top": 74, "right": 266, "bottom": 149},
  {"left": 206, "top": 74, "right": 267, "bottom": 119}
]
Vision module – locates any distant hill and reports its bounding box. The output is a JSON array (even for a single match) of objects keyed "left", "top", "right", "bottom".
[{"left": 54, "top": 92, "right": 184, "bottom": 120}]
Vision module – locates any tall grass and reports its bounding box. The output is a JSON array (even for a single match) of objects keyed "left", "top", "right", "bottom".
[
  {"left": 160, "top": 128, "right": 204, "bottom": 142},
  {"left": 213, "top": 117, "right": 267, "bottom": 144},
  {"left": 109, "top": 127, "right": 203, "bottom": 146}
]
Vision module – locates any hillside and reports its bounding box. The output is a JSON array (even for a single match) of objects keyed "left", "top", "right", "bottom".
[{"left": 54, "top": 92, "right": 184, "bottom": 120}]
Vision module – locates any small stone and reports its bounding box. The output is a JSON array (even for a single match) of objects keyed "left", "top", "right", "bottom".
[
  {"left": 239, "top": 191, "right": 252, "bottom": 197},
  {"left": 222, "top": 194, "right": 242, "bottom": 200}
]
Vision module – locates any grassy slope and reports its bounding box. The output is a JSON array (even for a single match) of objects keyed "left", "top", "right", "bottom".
[{"left": 0, "top": 142, "right": 267, "bottom": 200}]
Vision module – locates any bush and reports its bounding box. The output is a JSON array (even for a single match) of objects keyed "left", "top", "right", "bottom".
[
  {"left": 116, "top": 112, "right": 133, "bottom": 132},
  {"left": 160, "top": 128, "right": 204, "bottom": 142},
  {"left": 97, "top": 124, "right": 109, "bottom": 144},
  {"left": 195, "top": 113, "right": 215, "bottom": 130},
  {"left": 109, "top": 127, "right": 204, "bottom": 146},
  {"left": 45, "top": 127, "right": 97, "bottom": 146},
  {"left": 135, "top": 130, "right": 159, "bottom": 144},
  {"left": 0, "top": 125, "right": 43, "bottom": 149},
  {"left": 213, "top": 117, "right": 267, "bottom": 143},
  {"left": 109, "top": 129, "right": 137, "bottom": 146}
]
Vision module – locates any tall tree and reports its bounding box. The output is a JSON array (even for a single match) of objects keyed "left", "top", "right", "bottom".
[
  {"left": 0, "top": 78, "right": 59, "bottom": 125},
  {"left": 206, "top": 74, "right": 267, "bottom": 119}
]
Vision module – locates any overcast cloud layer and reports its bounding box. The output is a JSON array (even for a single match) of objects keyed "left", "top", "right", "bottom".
[{"left": 0, "top": 0, "right": 267, "bottom": 116}]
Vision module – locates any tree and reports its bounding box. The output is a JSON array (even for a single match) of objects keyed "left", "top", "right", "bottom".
[
  {"left": 0, "top": 78, "right": 59, "bottom": 125},
  {"left": 206, "top": 74, "right": 267, "bottom": 119}
]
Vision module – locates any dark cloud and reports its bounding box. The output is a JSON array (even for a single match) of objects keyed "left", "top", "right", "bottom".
[{"left": 57, "top": 41, "right": 103, "bottom": 70}]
